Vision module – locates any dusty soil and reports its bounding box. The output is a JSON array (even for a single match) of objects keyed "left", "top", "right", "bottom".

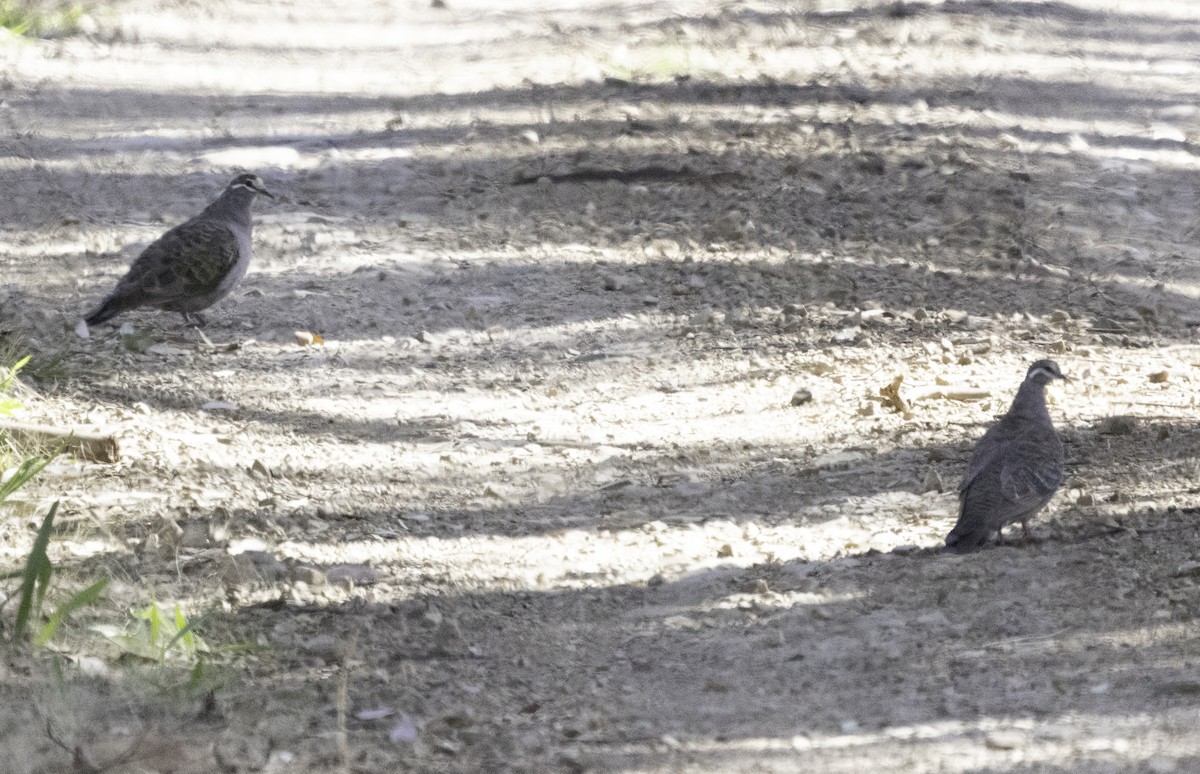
[{"left": 5, "top": 0, "right": 1200, "bottom": 771}]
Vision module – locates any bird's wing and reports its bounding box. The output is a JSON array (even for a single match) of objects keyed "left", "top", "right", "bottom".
[
  {"left": 958, "top": 423, "right": 1013, "bottom": 493},
  {"left": 115, "top": 220, "right": 239, "bottom": 304},
  {"left": 997, "top": 438, "right": 1064, "bottom": 508}
]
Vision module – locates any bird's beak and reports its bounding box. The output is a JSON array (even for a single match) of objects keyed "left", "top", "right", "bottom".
[{"left": 259, "top": 186, "right": 276, "bottom": 199}]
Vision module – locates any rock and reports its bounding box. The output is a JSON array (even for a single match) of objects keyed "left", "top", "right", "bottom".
[
  {"left": 916, "top": 611, "right": 949, "bottom": 627},
  {"left": 215, "top": 733, "right": 271, "bottom": 771},
  {"left": 180, "top": 520, "right": 211, "bottom": 548},
  {"left": 291, "top": 565, "right": 326, "bottom": 587},
  {"left": 249, "top": 459, "right": 275, "bottom": 479},
  {"left": 943, "top": 309, "right": 968, "bottom": 324},
  {"left": 1173, "top": 561, "right": 1200, "bottom": 577},
  {"left": 1149, "top": 370, "right": 1169, "bottom": 384},
  {"left": 985, "top": 730, "right": 1025, "bottom": 750},
  {"left": 790, "top": 387, "right": 814, "bottom": 406},
  {"left": 390, "top": 714, "right": 419, "bottom": 744},
  {"left": 1097, "top": 416, "right": 1137, "bottom": 436},
  {"left": 664, "top": 615, "right": 702, "bottom": 630},
  {"left": 238, "top": 551, "right": 289, "bottom": 582},
  {"left": 921, "top": 467, "right": 943, "bottom": 493},
  {"left": 834, "top": 326, "right": 860, "bottom": 344},
  {"left": 155, "top": 517, "right": 184, "bottom": 549},
  {"left": 673, "top": 481, "right": 710, "bottom": 497},
  {"left": 813, "top": 450, "right": 869, "bottom": 469},
  {"left": 327, "top": 563, "right": 385, "bottom": 587},
  {"left": 434, "top": 618, "right": 466, "bottom": 655},
  {"left": 301, "top": 633, "right": 340, "bottom": 658}
]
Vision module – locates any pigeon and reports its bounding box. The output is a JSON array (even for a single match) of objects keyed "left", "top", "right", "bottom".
[
  {"left": 944, "top": 359, "right": 1068, "bottom": 553},
  {"left": 80, "top": 173, "right": 273, "bottom": 332}
]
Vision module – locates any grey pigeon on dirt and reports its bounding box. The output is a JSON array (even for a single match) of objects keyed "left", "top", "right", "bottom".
[
  {"left": 944, "top": 359, "right": 1068, "bottom": 553},
  {"left": 80, "top": 173, "right": 273, "bottom": 332}
]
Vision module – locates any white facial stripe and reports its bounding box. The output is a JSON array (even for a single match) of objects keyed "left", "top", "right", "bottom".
[{"left": 1030, "top": 366, "right": 1058, "bottom": 380}]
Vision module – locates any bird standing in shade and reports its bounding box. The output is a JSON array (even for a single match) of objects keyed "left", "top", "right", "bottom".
[
  {"left": 79, "top": 173, "right": 273, "bottom": 333},
  {"left": 945, "top": 359, "right": 1068, "bottom": 553}
]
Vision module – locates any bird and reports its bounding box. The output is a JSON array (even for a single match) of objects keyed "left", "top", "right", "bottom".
[
  {"left": 79, "top": 173, "right": 273, "bottom": 332},
  {"left": 944, "top": 359, "right": 1068, "bottom": 553}
]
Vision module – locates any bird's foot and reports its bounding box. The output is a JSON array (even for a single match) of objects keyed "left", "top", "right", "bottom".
[
  {"left": 181, "top": 312, "right": 208, "bottom": 327},
  {"left": 1013, "top": 520, "right": 1044, "bottom": 547}
]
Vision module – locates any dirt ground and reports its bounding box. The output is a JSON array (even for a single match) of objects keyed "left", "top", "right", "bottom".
[{"left": 5, "top": 0, "right": 1200, "bottom": 771}]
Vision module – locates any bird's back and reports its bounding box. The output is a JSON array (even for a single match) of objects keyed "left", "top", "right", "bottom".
[
  {"left": 96, "top": 215, "right": 243, "bottom": 317},
  {"left": 948, "top": 416, "right": 1063, "bottom": 551}
]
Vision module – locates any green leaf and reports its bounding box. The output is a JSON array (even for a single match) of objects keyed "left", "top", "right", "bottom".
[
  {"left": 0, "top": 355, "right": 29, "bottom": 391},
  {"left": 35, "top": 578, "right": 108, "bottom": 647},
  {"left": 165, "top": 602, "right": 216, "bottom": 655},
  {"left": 14, "top": 501, "right": 56, "bottom": 640},
  {"left": 187, "top": 659, "right": 205, "bottom": 691},
  {"left": 0, "top": 455, "right": 51, "bottom": 504}
]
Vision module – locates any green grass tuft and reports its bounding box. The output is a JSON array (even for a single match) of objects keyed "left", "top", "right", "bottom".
[{"left": 0, "top": 0, "right": 85, "bottom": 38}]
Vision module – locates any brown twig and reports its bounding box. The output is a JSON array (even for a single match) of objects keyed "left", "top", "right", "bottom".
[{"left": 0, "top": 419, "right": 119, "bottom": 463}]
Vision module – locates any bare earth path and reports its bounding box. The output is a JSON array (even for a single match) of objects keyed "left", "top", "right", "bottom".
[{"left": 5, "top": 0, "right": 1200, "bottom": 771}]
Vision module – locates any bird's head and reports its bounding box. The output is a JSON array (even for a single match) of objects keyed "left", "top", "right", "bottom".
[
  {"left": 228, "top": 173, "right": 275, "bottom": 199},
  {"left": 1025, "top": 359, "right": 1068, "bottom": 386}
]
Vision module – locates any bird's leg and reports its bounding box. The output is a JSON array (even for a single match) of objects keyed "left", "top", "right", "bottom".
[
  {"left": 994, "top": 527, "right": 1006, "bottom": 546},
  {"left": 1020, "top": 519, "right": 1032, "bottom": 544}
]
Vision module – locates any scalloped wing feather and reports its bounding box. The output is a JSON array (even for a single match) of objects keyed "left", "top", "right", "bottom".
[{"left": 115, "top": 220, "right": 239, "bottom": 305}]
